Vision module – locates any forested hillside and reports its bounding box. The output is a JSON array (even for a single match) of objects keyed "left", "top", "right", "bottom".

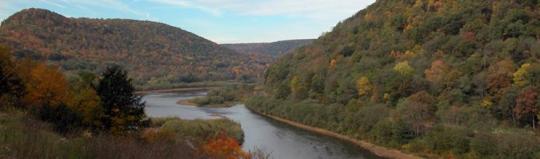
[
  {"left": 0, "top": 8, "right": 266, "bottom": 87},
  {"left": 249, "top": 0, "right": 540, "bottom": 158},
  {"left": 222, "top": 39, "right": 313, "bottom": 57}
]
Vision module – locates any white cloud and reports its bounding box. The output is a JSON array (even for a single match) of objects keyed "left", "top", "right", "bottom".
[
  {"left": 0, "top": 0, "right": 157, "bottom": 21},
  {"left": 151, "top": 0, "right": 375, "bottom": 20},
  {"left": 0, "top": 0, "right": 376, "bottom": 43},
  {"left": 38, "top": 0, "right": 67, "bottom": 8}
]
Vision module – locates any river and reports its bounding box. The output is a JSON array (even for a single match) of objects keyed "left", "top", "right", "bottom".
[{"left": 143, "top": 92, "right": 381, "bottom": 159}]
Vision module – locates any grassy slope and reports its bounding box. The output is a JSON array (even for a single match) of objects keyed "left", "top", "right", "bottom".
[{"left": 0, "top": 108, "right": 246, "bottom": 159}]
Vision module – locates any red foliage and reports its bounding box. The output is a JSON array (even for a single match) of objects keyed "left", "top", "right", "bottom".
[
  {"left": 200, "top": 134, "right": 249, "bottom": 159},
  {"left": 514, "top": 88, "right": 539, "bottom": 128}
]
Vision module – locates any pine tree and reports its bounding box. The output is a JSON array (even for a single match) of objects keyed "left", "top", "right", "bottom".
[{"left": 96, "top": 65, "right": 146, "bottom": 133}]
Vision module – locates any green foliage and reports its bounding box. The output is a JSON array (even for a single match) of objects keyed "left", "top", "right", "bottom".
[
  {"left": 423, "top": 126, "right": 471, "bottom": 155},
  {"left": 189, "top": 85, "right": 254, "bottom": 107},
  {"left": 158, "top": 118, "right": 244, "bottom": 144},
  {"left": 37, "top": 103, "right": 82, "bottom": 134},
  {"left": 251, "top": 0, "right": 540, "bottom": 158},
  {"left": 223, "top": 39, "right": 313, "bottom": 57},
  {"left": 393, "top": 61, "right": 415, "bottom": 76},
  {"left": 96, "top": 66, "right": 146, "bottom": 133},
  {"left": 0, "top": 110, "right": 197, "bottom": 159}
]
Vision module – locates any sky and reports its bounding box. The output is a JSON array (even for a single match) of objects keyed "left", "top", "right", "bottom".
[{"left": 0, "top": 0, "right": 375, "bottom": 43}]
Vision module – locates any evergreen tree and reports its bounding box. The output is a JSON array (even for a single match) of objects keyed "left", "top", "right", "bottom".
[{"left": 96, "top": 65, "right": 146, "bottom": 133}]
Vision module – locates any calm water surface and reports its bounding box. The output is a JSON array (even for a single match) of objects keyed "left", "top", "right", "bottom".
[{"left": 143, "top": 92, "right": 381, "bottom": 159}]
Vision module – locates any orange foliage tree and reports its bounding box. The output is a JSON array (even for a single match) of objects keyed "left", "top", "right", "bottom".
[
  {"left": 201, "top": 134, "right": 250, "bottom": 159},
  {"left": 22, "top": 63, "right": 70, "bottom": 108},
  {"left": 486, "top": 59, "right": 515, "bottom": 96},
  {"left": 425, "top": 60, "right": 450, "bottom": 84}
]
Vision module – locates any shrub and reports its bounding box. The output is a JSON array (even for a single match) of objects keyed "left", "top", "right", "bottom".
[
  {"left": 423, "top": 126, "right": 471, "bottom": 155},
  {"left": 159, "top": 118, "right": 244, "bottom": 144}
]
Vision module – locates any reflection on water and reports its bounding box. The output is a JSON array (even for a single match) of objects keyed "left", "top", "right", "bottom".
[{"left": 143, "top": 92, "right": 381, "bottom": 159}]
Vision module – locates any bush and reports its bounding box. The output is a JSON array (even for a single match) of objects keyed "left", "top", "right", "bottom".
[
  {"left": 369, "top": 119, "right": 415, "bottom": 147},
  {"left": 159, "top": 118, "right": 244, "bottom": 144},
  {"left": 423, "top": 126, "right": 471, "bottom": 155},
  {"left": 37, "top": 104, "right": 82, "bottom": 134},
  {"left": 0, "top": 110, "right": 197, "bottom": 159}
]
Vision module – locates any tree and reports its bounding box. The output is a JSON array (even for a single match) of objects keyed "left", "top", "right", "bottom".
[
  {"left": 0, "top": 46, "right": 24, "bottom": 104},
  {"left": 356, "top": 76, "right": 372, "bottom": 97},
  {"left": 513, "top": 63, "right": 540, "bottom": 88},
  {"left": 396, "top": 91, "right": 437, "bottom": 136},
  {"left": 487, "top": 59, "right": 515, "bottom": 97},
  {"left": 513, "top": 63, "right": 531, "bottom": 87},
  {"left": 96, "top": 66, "right": 146, "bottom": 133},
  {"left": 394, "top": 61, "right": 415, "bottom": 76},
  {"left": 425, "top": 60, "right": 450, "bottom": 84},
  {"left": 68, "top": 73, "right": 103, "bottom": 129},
  {"left": 309, "top": 73, "right": 325, "bottom": 99},
  {"left": 513, "top": 88, "right": 538, "bottom": 128},
  {"left": 290, "top": 76, "right": 307, "bottom": 100},
  {"left": 22, "top": 63, "right": 69, "bottom": 108},
  {"left": 201, "top": 134, "right": 249, "bottom": 159}
]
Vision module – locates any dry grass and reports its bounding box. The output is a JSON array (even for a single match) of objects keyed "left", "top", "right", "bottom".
[{"left": 0, "top": 110, "right": 197, "bottom": 159}]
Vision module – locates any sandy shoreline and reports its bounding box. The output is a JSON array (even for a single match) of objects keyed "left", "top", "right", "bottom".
[{"left": 247, "top": 108, "right": 422, "bottom": 159}]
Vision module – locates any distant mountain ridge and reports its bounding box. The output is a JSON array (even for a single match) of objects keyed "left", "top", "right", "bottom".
[
  {"left": 222, "top": 39, "right": 313, "bottom": 57},
  {"left": 0, "top": 8, "right": 266, "bottom": 86}
]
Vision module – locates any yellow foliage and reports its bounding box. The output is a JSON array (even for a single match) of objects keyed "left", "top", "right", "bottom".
[
  {"left": 394, "top": 61, "right": 415, "bottom": 76},
  {"left": 513, "top": 63, "right": 531, "bottom": 87},
  {"left": 383, "top": 93, "right": 390, "bottom": 103},
  {"left": 68, "top": 87, "right": 102, "bottom": 127},
  {"left": 404, "top": 50, "right": 416, "bottom": 58},
  {"left": 481, "top": 97, "right": 493, "bottom": 108},
  {"left": 356, "top": 76, "right": 372, "bottom": 97}
]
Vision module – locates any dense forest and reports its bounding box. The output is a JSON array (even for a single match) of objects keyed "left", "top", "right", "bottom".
[
  {"left": 248, "top": 0, "right": 540, "bottom": 158},
  {"left": 222, "top": 39, "right": 313, "bottom": 57},
  {"left": 0, "top": 8, "right": 267, "bottom": 87}
]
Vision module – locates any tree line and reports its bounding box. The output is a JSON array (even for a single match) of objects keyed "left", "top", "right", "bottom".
[{"left": 0, "top": 45, "right": 145, "bottom": 134}]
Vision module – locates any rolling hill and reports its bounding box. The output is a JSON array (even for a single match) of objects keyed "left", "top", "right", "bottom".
[
  {"left": 248, "top": 0, "right": 540, "bottom": 158},
  {"left": 0, "top": 8, "right": 266, "bottom": 87},
  {"left": 222, "top": 39, "right": 313, "bottom": 57}
]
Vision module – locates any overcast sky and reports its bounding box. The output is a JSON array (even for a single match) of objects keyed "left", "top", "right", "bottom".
[{"left": 0, "top": 0, "right": 375, "bottom": 43}]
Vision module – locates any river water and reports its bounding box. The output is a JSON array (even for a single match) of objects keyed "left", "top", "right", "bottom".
[{"left": 143, "top": 92, "right": 381, "bottom": 159}]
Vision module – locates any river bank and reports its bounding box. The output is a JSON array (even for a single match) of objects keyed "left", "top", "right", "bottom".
[
  {"left": 136, "top": 87, "right": 215, "bottom": 95},
  {"left": 144, "top": 93, "right": 385, "bottom": 159},
  {"left": 176, "top": 98, "right": 238, "bottom": 108},
  {"left": 247, "top": 108, "right": 421, "bottom": 159}
]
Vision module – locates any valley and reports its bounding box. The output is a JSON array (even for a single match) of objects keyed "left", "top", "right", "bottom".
[{"left": 1, "top": 1, "right": 540, "bottom": 159}]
